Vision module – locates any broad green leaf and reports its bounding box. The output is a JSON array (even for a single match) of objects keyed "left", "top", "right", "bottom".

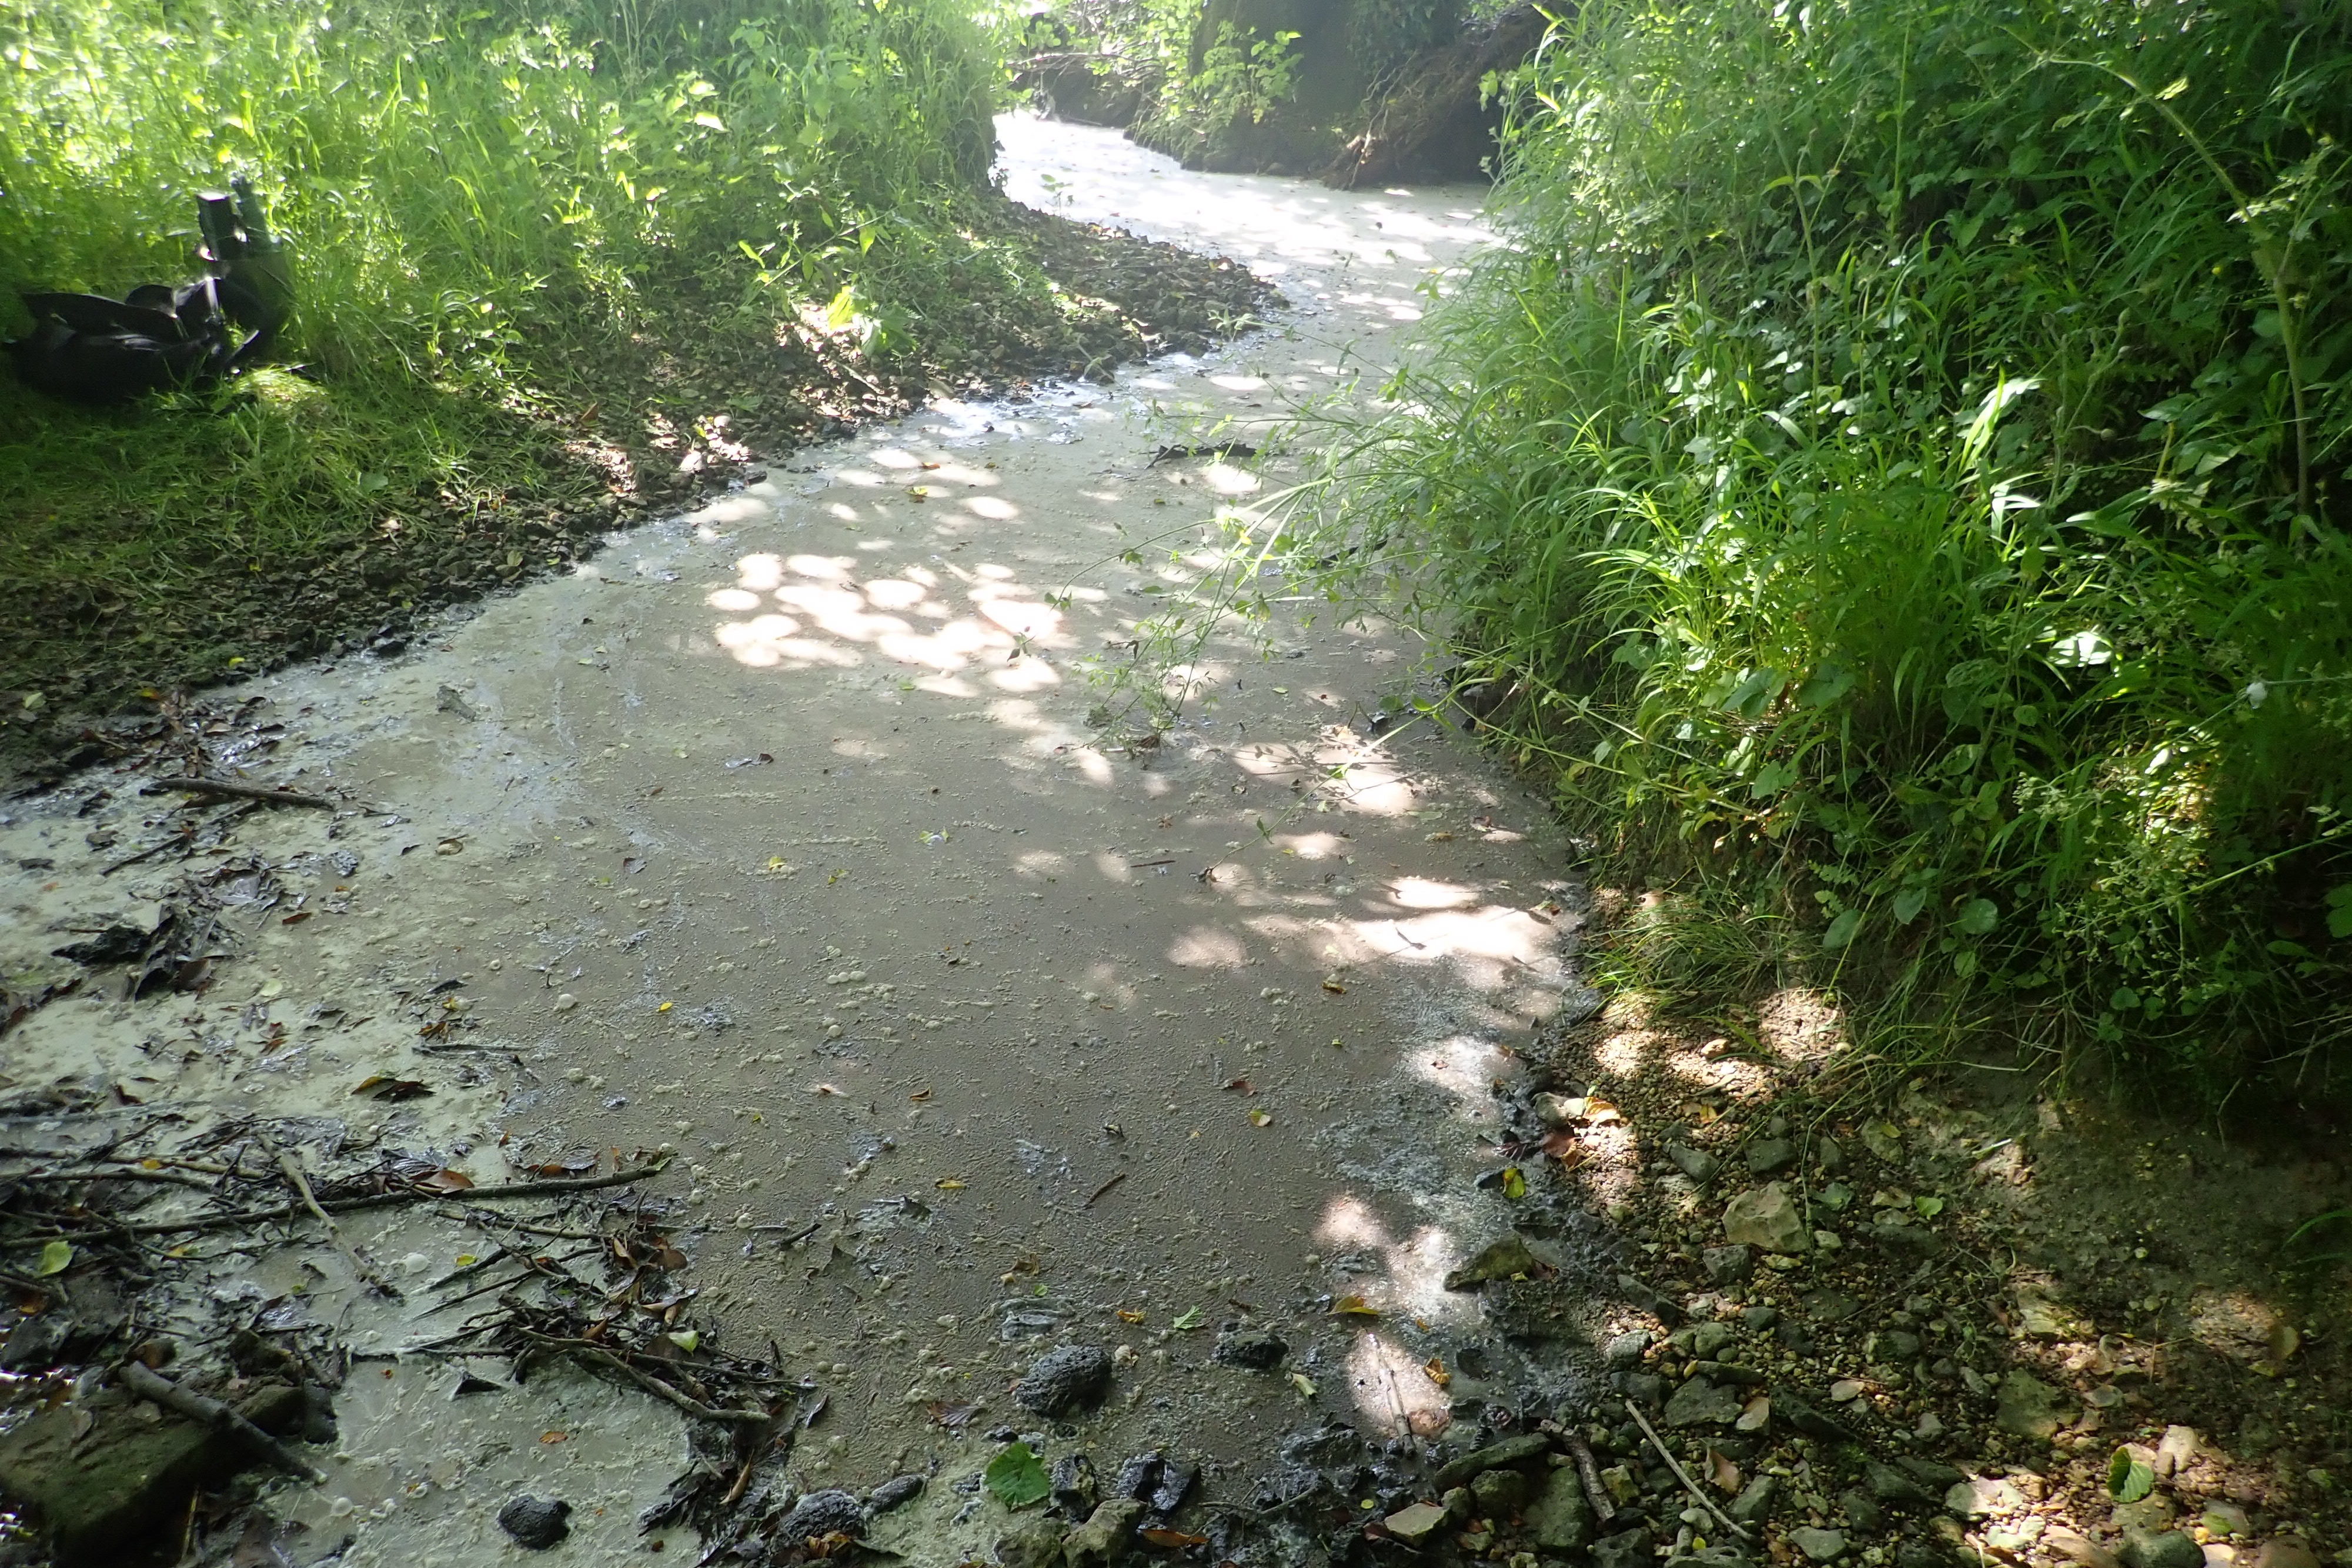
[
  {"left": 1956, "top": 898, "right": 1999, "bottom": 937},
  {"left": 1893, "top": 887, "right": 1929, "bottom": 925},
  {"left": 36, "top": 1240, "right": 72, "bottom": 1276},
  {"left": 2107, "top": 1447, "right": 2155, "bottom": 1503},
  {"left": 1172, "top": 1305, "right": 1205, "bottom": 1330},
  {"left": 984, "top": 1442, "right": 1050, "bottom": 1510},
  {"left": 1823, "top": 908, "right": 1862, "bottom": 950}
]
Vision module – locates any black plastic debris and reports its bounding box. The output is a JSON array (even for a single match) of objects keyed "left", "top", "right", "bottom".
[{"left": 7, "top": 176, "right": 295, "bottom": 403}]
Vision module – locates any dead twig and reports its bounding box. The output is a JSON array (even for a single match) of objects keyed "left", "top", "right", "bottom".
[
  {"left": 1623, "top": 1398, "right": 1751, "bottom": 1542},
  {"left": 255, "top": 1129, "right": 401, "bottom": 1300},
  {"left": 510, "top": 1328, "right": 777, "bottom": 1426},
  {"left": 32, "top": 1158, "right": 671, "bottom": 1243},
  {"left": 1562, "top": 1432, "right": 1617, "bottom": 1525},
  {"left": 147, "top": 777, "right": 337, "bottom": 809},
  {"left": 1084, "top": 1171, "right": 1128, "bottom": 1208},
  {"left": 119, "top": 1359, "right": 325, "bottom": 1483}
]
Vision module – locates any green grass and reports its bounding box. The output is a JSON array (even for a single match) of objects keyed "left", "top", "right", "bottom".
[{"left": 1256, "top": 0, "right": 2352, "bottom": 1095}]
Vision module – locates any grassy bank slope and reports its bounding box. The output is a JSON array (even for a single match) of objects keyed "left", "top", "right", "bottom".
[
  {"left": 0, "top": 0, "right": 1269, "bottom": 781},
  {"left": 1289, "top": 0, "right": 2352, "bottom": 1089}
]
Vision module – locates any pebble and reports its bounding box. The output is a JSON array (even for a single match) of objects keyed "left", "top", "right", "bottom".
[
  {"left": 1213, "top": 1328, "right": 1288, "bottom": 1370},
  {"left": 867, "top": 1474, "right": 924, "bottom": 1514},
  {"left": 2120, "top": 1533, "right": 2204, "bottom": 1568},
  {"left": 1014, "top": 1344, "right": 1113, "bottom": 1416},
  {"left": 1702, "top": 1243, "right": 1754, "bottom": 1284},
  {"left": 1722, "top": 1183, "right": 1810, "bottom": 1253},
  {"left": 1385, "top": 1500, "right": 1451, "bottom": 1545},
  {"left": 1793, "top": 1527, "right": 1850, "bottom": 1562},
  {"left": 1745, "top": 1137, "right": 1798, "bottom": 1175},
  {"left": 1668, "top": 1144, "right": 1720, "bottom": 1182},
  {"left": 777, "top": 1489, "right": 864, "bottom": 1542}
]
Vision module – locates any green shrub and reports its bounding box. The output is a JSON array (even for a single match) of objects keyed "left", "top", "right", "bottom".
[{"left": 1277, "top": 0, "right": 2352, "bottom": 1086}]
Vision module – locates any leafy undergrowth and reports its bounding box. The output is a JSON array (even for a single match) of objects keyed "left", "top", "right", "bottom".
[
  {"left": 1251, "top": 0, "right": 2352, "bottom": 1094},
  {"left": 0, "top": 0, "right": 1273, "bottom": 787}
]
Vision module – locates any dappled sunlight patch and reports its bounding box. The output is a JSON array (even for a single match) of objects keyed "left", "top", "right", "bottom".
[
  {"left": 1347, "top": 1331, "right": 1453, "bottom": 1439},
  {"left": 1409, "top": 1034, "right": 1511, "bottom": 1115},
  {"left": 1168, "top": 924, "right": 1251, "bottom": 968}
]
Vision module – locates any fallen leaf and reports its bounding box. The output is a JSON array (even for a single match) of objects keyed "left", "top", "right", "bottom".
[
  {"left": 1117, "top": 1309, "right": 1146, "bottom": 1324},
  {"left": 1221, "top": 1076, "right": 1255, "bottom": 1094},
  {"left": 2108, "top": 1447, "right": 2156, "bottom": 1503},
  {"left": 811, "top": 1083, "right": 844, "bottom": 1096},
  {"left": 1141, "top": 1529, "right": 1210, "bottom": 1548},
  {"left": 1288, "top": 1372, "right": 1317, "bottom": 1398},
  {"left": 667, "top": 1329, "right": 700, "bottom": 1352},
  {"left": 936, "top": 1178, "right": 967, "bottom": 1191},
  {"left": 36, "top": 1240, "right": 73, "bottom": 1276},
  {"left": 1329, "top": 1295, "right": 1380, "bottom": 1318},
  {"left": 1320, "top": 978, "right": 1346, "bottom": 994},
  {"left": 351, "top": 1074, "right": 433, "bottom": 1101},
  {"left": 540, "top": 1430, "right": 568, "bottom": 1445},
  {"left": 1708, "top": 1446, "right": 1743, "bottom": 1493},
  {"left": 983, "top": 1442, "right": 1050, "bottom": 1510},
  {"left": 1539, "top": 1129, "right": 1586, "bottom": 1166},
  {"left": 1423, "top": 1356, "right": 1451, "bottom": 1389},
  {"left": 1171, "top": 1306, "right": 1205, "bottom": 1330},
  {"left": 1584, "top": 1098, "right": 1625, "bottom": 1125},
  {"left": 1501, "top": 1166, "right": 1527, "bottom": 1200},
  {"left": 910, "top": 1088, "right": 933, "bottom": 1102},
  {"left": 1247, "top": 1108, "right": 1272, "bottom": 1128},
  {"left": 1425, "top": 831, "right": 1454, "bottom": 842},
  {"left": 280, "top": 911, "right": 313, "bottom": 926},
  {"left": 657, "top": 1000, "right": 674, "bottom": 1012},
  {"left": 413, "top": 1168, "right": 475, "bottom": 1193}
]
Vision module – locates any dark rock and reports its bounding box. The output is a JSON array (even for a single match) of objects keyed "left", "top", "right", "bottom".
[
  {"left": 1816, "top": 1137, "right": 1846, "bottom": 1174},
  {"left": 1745, "top": 1138, "right": 1798, "bottom": 1176},
  {"left": 1896, "top": 1457, "right": 1966, "bottom": 1492},
  {"left": 1446, "top": 1235, "right": 1546, "bottom": 1289},
  {"left": 1839, "top": 1487, "right": 1885, "bottom": 1533},
  {"left": 1877, "top": 1330, "right": 1923, "bottom": 1361},
  {"left": 1776, "top": 1322, "right": 1817, "bottom": 1355},
  {"left": 1801, "top": 1289, "right": 1863, "bottom": 1322},
  {"left": 1213, "top": 1328, "right": 1288, "bottom": 1370},
  {"left": 1667, "top": 1144, "right": 1720, "bottom": 1182},
  {"left": 1866, "top": 1463, "right": 1936, "bottom": 1506},
  {"left": 1897, "top": 1544, "right": 1956, "bottom": 1568},
  {"left": 1052, "top": 1453, "right": 1100, "bottom": 1517},
  {"left": 1729, "top": 1475, "right": 1776, "bottom": 1523},
  {"left": 1595, "top": 1526, "right": 1656, "bottom": 1568},
  {"left": 1527, "top": 1465, "right": 1596, "bottom": 1550},
  {"left": 1014, "top": 1344, "right": 1113, "bottom": 1417},
  {"left": 1111, "top": 1452, "right": 1162, "bottom": 1502},
  {"left": 994, "top": 1522, "right": 1069, "bottom": 1568},
  {"left": 868, "top": 1473, "right": 925, "bottom": 1514},
  {"left": 1431, "top": 1431, "right": 1553, "bottom": 1489},
  {"left": 2120, "top": 1533, "right": 2204, "bottom": 1568},
  {"left": 1702, "top": 1245, "right": 1755, "bottom": 1285},
  {"left": 1869, "top": 1221, "right": 1943, "bottom": 1258},
  {"left": 1470, "top": 1466, "right": 1531, "bottom": 1513},
  {"left": 1621, "top": 1372, "right": 1666, "bottom": 1406},
  {"left": 1691, "top": 1321, "right": 1736, "bottom": 1358},
  {"left": 497, "top": 1496, "right": 572, "bottom": 1550},
  {"left": 1742, "top": 1305, "right": 1780, "bottom": 1331},
  {"left": 1994, "top": 1369, "right": 2069, "bottom": 1439},
  {"left": 1604, "top": 1329, "right": 1653, "bottom": 1369},
  {"left": 1792, "top": 1526, "right": 1849, "bottom": 1561},
  {"left": 1150, "top": 1457, "right": 1197, "bottom": 1516},
  {"left": 1665, "top": 1377, "right": 1743, "bottom": 1427},
  {"left": 1616, "top": 1272, "right": 1685, "bottom": 1325},
  {"left": 777, "top": 1489, "right": 865, "bottom": 1543},
  {"left": 1775, "top": 1392, "right": 1856, "bottom": 1443}
]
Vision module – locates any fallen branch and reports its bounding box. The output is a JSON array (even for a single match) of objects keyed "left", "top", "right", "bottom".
[
  {"left": 256, "top": 1128, "right": 402, "bottom": 1300},
  {"left": 29, "top": 1158, "right": 671, "bottom": 1241},
  {"left": 119, "top": 1359, "right": 325, "bottom": 1483},
  {"left": 1624, "top": 1398, "right": 1751, "bottom": 1542},
  {"left": 512, "top": 1328, "right": 777, "bottom": 1426},
  {"left": 1563, "top": 1432, "right": 1617, "bottom": 1525},
  {"left": 148, "top": 776, "right": 338, "bottom": 809}
]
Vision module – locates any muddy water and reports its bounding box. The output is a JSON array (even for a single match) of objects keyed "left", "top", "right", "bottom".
[{"left": 1, "top": 118, "right": 1599, "bottom": 1563}]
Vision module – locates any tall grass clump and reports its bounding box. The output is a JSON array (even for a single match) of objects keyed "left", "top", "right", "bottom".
[{"left": 1284, "top": 0, "right": 2352, "bottom": 1089}]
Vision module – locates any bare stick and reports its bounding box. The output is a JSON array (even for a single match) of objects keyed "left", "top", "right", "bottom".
[
  {"left": 512, "top": 1329, "right": 777, "bottom": 1426},
  {"left": 1563, "top": 1432, "right": 1618, "bottom": 1525},
  {"left": 36, "top": 1158, "right": 671, "bottom": 1241},
  {"left": 1623, "top": 1398, "right": 1751, "bottom": 1542},
  {"left": 254, "top": 1129, "right": 401, "bottom": 1300},
  {"left": 119, "top": 1359, "right": 325, "bottom": 1482},
  {"left": 148, "top": 777, "right": 337, "bottom": 809},
  {"left": 1084, "top": 1172, "right": 1127, "bottom": 1208}
]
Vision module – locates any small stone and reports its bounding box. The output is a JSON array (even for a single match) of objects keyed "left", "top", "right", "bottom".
[
  {"left": 1879, "top": 1330, "right": 1923, "bottom": 1360},
  {"left": 1840, "top": 1488, "right": 1885, "bottom": 1533},
  {"left": 552, "top": 992, "right": 578, "bottom": 1011},
  {"left": 1994, "top": 1369, "right": 2069, "bottom": 1440},
  {"left": 497, "top": 1496, "right": 572, "bottom": 1550},
  {"left": 1665, "top": 1377, "right": 1744, "bottom": 1427},
  {"left": 1384, "top": 1500, "right": 1450, "bottom": 1545},
  {"left": 1829, "top": 1379, "right": 1865, "bottom": 1402},
  {"left": 1792, "top": 1527, "right": 1849, "bottom": 1562},
  {"left": 1445, "top": 1235, "right": 1544, "bottom": 1289},
  {"left": 1062, "top": 1497, "right": 1146, "bottom": 1568},
  {"left": 994, "top": 1522, "right": 1067, "bottom": 1568},
  {"left": 2250, "top": 1544, "right": 2321, "bottom": 1568},
  {"left": 1898, "top": 1458, "right": 1966, "bottom": 1492},
  {"left": 1605, "top": 1330, "right": 1653, "bottom": 1369},
  {"left": 1622, "top": 1371, "right": 1667, "bottom": 1407},
  {"left": 1595, "top": 1527, "right": 1656, "bottom": 1568},
  {"left": 2154, "top": 1426, "right": 2200, "bottom": 1479},
  {"left": 1816, "top": 1137, "right": 1846, "bottom": 1174},
  {"left": 1051, "top": 1453, "right": 1099, "bottom": 1517},
  {"left": 1866, "top": 1463, "right": 1936, "bottom": 1507},
  {"left": 1722, "top": 1184, "right": 1810, "bottom": 1253},
  {"left": 1534, "top": 1092, "right": 1580, "bottom": 1128},
  {"left": 2121, "top": 1533, "right": 2205, "bottom": 1568},
  {"left": 1472, "top": 1466, "right": 1532, "bottom": 1513},
  {"left": 2047, "top": 1528, "right": 2123, "bottom": 1568},
  {"left": 1441, "top": 1487, "right": 1475, "bottom": 1524},
  {"left": 1702, "top": 1245, "right": 1754, "bottom": 1285},
  {"left": 1431, "top": 1432, "right": 1553, "bottom": 1490},
  {"left": 1528, "top": 1466, "right": 1597, "bottom": 1550},
  {"left": 1668, "top": 1144, "right": 1720, "bottom": 1182},
  {"left": 867, "top": 1474, "right": 924, "bottom": 1514},
  {"left": 1691, "top": 1321, "right": 1736, "bottom": 1358},
  {"left": 1014, "top": 1344, "right": 1113, "bottom": 1417},
  {"left": 1729, "top": 1475, "right": 1776, "bottom": 1523},
  {"left": 1745, "top": 1138, "right": 1798, "bottom": 1176},
  {"left": 1741, "top": 1305, "right": 1780, "bottom": 1330},
  {"left": 1946, "top": 1478, "right": 2025, "bottom": 1519},
  {"left": 1213, "top": 1328, "right": 1288, "bottom": 1370},
  {"left": 778, "top": 1489, "right": 864, "bottom": 1543}
]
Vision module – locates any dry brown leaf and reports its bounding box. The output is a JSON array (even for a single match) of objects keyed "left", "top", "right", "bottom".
[
  {"left": 1708, "top": 1446, "right": 1742, "bottom": 1493},
  {"left": 414, "top": 1168, "right": 475, "bottom": 1193},
  {"left": 1423, "top": 1356, "right": 1451, "bottom": 1389},
  {"left": 1140, "top": 1529, "right": 1210, "bottom": 1548}
]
